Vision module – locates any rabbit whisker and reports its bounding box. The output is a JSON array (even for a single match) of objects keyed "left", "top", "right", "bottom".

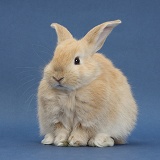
[
  {"left": 15, "top": 66, "right": 38, "bottom": 69},
  {"left": 16, "top": 70, "right": 38, "bottom": 76},
  {"left": 32, "top": 49, "right": 47, "bottom": 63},
  {"left": 20, "top": 74, "right": 36, "bottom": 82},
  {"left": 16, "top": 78, "right": 36, "bottom": 93},
  {"left": 26, "top": 93, "right": 36, "bottom": 112},
  {"left": 22, "top": 81, "right": 39, "bottom": 97},
  {"left": 32, "top": 44, "right": 52, "bottom": 52},
  {"left": 25, "top": 93, "right": 36, "bottom": 104}
]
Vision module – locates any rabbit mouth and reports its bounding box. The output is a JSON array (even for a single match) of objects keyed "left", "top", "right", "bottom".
[
  {"left": 54, "top": 84, "right": 68, "bottom": 90},
  {"left": 57, "top": 84, "right": 63, "bottom": 87},
  {"left": 53, "top": 83, "right": 74, "bottom": 91},
  {"left": 55, "top": 83, "right": 63, "bottom": 88}
]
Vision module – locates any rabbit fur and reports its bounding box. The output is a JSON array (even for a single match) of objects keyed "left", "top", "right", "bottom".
[{"left": 37, "top": 20, "right": 138, "bottom": 147}]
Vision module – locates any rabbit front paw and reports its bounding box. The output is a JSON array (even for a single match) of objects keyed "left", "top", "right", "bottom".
[
  {"left": 41, "top": 133, "right": 54, "bottom": 145},
  {"left": 68, "top": 123, "right": 89, "bottom": 146},
  {"left": 88, "top": 133, "right": 114, "bottom": 147},
  {"left": 68, "top": 135, "right": 88, "bottom": 146},
  {"left": 54, "top": 133, "right": 69, "bottom": 146}
]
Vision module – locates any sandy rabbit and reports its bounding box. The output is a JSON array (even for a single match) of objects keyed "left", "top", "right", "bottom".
[{"left": 37, "top": 20, "right": 137, "bottom": 147}]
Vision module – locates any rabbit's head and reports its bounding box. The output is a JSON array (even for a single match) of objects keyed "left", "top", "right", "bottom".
[{"left": 43, "top": 20, "right": 121, "bottom": 91}]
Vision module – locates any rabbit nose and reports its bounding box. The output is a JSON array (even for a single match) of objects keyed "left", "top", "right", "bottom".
[{"left": 52, "top": 76, "right": 64, "bottom": 82}]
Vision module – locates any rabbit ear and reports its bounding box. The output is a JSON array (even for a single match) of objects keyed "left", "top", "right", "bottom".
[
  {"left": 51, "top": 23, "right": 73, "bottom": 44},
  {"left": 82, "top": 20, "right": 121, "bottom": 53}
]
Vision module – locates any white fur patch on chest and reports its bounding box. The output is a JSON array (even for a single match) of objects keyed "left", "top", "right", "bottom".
[
  {"left": 45, "top": 89, "right": 95, "bottom": 129},
  {"left": 58, "top": 91, "right": 76, "bottom": 115},
  {"left": 54, "top": 91, "right": 76, "bottom": 128}
]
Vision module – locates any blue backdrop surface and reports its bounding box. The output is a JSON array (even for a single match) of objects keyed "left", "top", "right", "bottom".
[{"left": 0, "top": 0, "right": 160, "bottom": 160}]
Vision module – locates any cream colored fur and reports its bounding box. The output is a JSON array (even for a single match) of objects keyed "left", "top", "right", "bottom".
[{"left": 38, "top": 20, "right": 138, "bottom": 147}]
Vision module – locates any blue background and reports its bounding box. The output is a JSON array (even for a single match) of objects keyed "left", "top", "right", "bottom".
[{"left": 0, "top": 0, "right": 160, "bottom": 159}]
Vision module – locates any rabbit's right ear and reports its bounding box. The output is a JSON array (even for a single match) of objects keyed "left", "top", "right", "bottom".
[
  {"left": 51, "top": 23, "right": 73, "bottom": 44},
  {"left": 82, "top": 20, "right": 121, "bottom": 54}
]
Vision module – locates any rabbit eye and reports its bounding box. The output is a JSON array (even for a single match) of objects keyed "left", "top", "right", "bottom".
[{"left": 74, "top": 57, "right": 80, "bottom": 65}]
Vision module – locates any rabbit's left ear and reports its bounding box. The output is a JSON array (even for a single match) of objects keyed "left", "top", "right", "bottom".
[
  {"left": 51, "top": 23, "right": 73, "bottom": 44},
  {"left": 82, "top": 20, "right": 121, "bottom": 53}
]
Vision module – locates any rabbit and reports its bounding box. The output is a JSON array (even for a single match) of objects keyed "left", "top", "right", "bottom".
[{"left": 37, "top": 20, "right": 138, "bottom": 147}]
